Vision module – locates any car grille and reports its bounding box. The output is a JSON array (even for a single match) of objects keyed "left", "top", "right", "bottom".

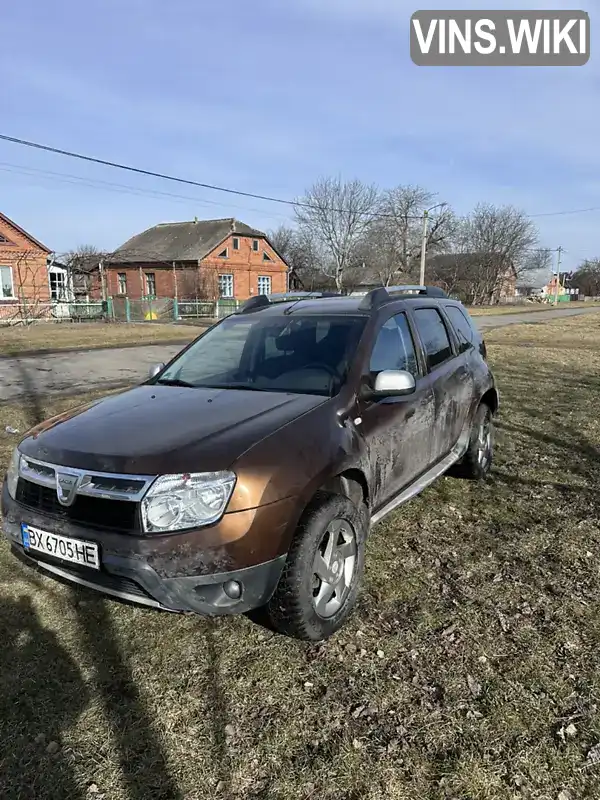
[
  {"left": 30, "top": 551, "right": 157, "bottom": 603},
  {"left": 15, "top": 478, "right": 140, "bottom": 534},
  {"left": 61, "top": 565, "right": 153, "bottom": 601}
]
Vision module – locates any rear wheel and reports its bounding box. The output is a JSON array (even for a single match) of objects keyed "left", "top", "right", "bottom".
[
  {"left": 260, "top": 494, "right": 367, "bottom": 642},
  {"left": 456, "top": 403, "right": 494, "bottom": 480}
]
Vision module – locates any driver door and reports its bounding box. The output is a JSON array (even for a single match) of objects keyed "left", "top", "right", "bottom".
[{"left": 356, "top": 312, "right": 434, "bottom": 510}]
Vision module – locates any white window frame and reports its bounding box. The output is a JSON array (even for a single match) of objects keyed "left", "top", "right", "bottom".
[
  {"left": 219, "top": 273, "right": 234, "bottom": 298},
  {"left": 232, "top": 237, "right": 240, "bottom": 250},
  {"left": 145, "top": 272, "right": 156, "bottom": 297},
  {"left": 257, "top": 275, "right": 271, "bottom": 295},
  {"left": 0, "top": 265, "right": 15, "bottom": 300},
  {"left": 49, "top": 270, "right": 67, "bottom": 301},
  {"left": 218, "top": 247, "right": 229, "bottom": 259},
  {"left": 252, "top": 239, "right": 259, "bottom": 252},
  {"left": 117, "top": 273, "right": 127, "bottom": 295}
]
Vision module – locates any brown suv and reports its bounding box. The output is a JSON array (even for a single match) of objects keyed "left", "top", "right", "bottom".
[{"left": 2, "top": 286, "right": 498, "bottom": 641}]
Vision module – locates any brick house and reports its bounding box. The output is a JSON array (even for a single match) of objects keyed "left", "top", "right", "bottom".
[
  {"left": 0, "top": 212, "right": 53, "bottom": 320},
  {"left": 106, "top": 218, "right": 289, "bottom": 301}
]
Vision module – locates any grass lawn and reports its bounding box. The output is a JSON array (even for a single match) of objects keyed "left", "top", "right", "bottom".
[
  {"left": 2, "top": 314, "right": 600, "bottom": 799},
  {"left": 467, "top": 301, "right": 600, "bottom": 316},
  {"left": 0, "top": 322, "right": 202, "bottom": 356}
]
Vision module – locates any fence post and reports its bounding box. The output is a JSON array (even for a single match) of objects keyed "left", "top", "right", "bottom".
[
  {"left": 173, "top": 297, "right": 179, "bottom": 321},
  {"left": 125, "top": 297, "right": 131, "bottom": 323},
  {"left": 107, "top": 298, "right": 114, "bottom": 320}
]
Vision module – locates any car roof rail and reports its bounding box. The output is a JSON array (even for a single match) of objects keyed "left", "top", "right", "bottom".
[
  {"left": 358, "top": 284, "right": 448, "bottom": 310},
  {"left": 237, "top": 290, "right": 342, "bottom": 314},
  {"left": 238, "top": 295, "right": 271, "bottom": 313}
]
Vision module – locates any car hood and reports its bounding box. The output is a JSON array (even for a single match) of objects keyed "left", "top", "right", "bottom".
[{"left": 18, "top": 385, "right": 327, "bottom": 475}]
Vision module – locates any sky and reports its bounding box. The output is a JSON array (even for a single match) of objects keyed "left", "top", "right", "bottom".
[{"left": 0, "top": 0, "right": 598, "bottom": 273}]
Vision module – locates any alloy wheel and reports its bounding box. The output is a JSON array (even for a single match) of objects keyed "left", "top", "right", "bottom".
[{"left": 311, "top": 518, "right": 357, "bottom": 619}]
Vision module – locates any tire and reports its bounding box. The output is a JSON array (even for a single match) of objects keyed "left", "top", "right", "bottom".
[
  {"left": 456, "top": 403, "right": 494, "bottom": 480},
  {"left": 259, "top": 493, "right": 367, "bottom": 642}
]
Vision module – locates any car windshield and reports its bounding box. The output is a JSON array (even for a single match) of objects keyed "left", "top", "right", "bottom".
[{"left": 155, "top": 313, "right": 367, "bottom": 397}]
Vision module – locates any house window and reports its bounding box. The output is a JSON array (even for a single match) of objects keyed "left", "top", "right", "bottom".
[
  {"left": 145, "top": 272, "right": 156, "bottom": 297},
  {"left": 232, "top": 237, "right": 240, "bottom": 250},
  {"left": 0, "top": 265, "right": 14, "bottom": 299},
  {"left": 0, "top": 234, "right": 9, "bottom": 243},
  {"left": 118, "top": 273, "right": 127, "bottom": 295},
  {"left": 263, "top": 251, "right": 273, "bottom": 262},
  {"left": 219, "top": 274, "right": 234, "bottom": 298},
  {"left": 49, "top": 271, "right": 67, "bottom": 301},
  {"left": 252, "top": 240, "right": 259, "bottom": 252},
  {"left": 257, "top": 275, "right": 271, "bottom": 295},
  {"left": 218, "top": 247, "right": 229, "bottom": 258}
]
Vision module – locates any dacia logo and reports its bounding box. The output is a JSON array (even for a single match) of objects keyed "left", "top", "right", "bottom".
[{"left": 56, "top": 472, "right": 80, "bottom": 507}]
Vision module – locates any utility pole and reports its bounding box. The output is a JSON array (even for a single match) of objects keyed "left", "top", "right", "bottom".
[
  {"left": 553, "top": 246, "right": 563, "bottom": 307},
  {"left": 419, "top": 209, "right": 429, "bottom": 287},
  {"left": 419, "top": 202, "right": 447, "bottom": 286}
]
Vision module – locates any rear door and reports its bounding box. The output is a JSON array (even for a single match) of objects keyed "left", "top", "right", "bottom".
[
  {"left": 410, "top": 305, "right": 473, "bottom": 464},
  {"left": 356, "top": 311, "right": 435, "bottom": 508}
]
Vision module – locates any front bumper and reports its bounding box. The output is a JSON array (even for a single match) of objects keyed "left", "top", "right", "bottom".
[{"left": 1, "top": 482, "right": 291, "bottom": 616}]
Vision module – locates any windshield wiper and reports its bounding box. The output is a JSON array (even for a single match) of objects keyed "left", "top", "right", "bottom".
[
  {"left": 202, "top": 383, "right": 269, "bottom": 392},
  {"left": 154, "top": 377, "right": 196, "bottom": 388}
]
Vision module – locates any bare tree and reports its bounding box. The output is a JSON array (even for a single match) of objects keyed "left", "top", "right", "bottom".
[
  {"left": 268, "top": 224, "right": 325, "bottom": 289},
  {"left": 62, "top": 244, "right": 106, "bottom": 300},
  {"left": 4, "top": 250, "right": 51, "bottom": 325},
  {"left": 445, "top": 204, "right": 541, "bottom": 304},
  {"left": 294, "top": 177, "right": 379, "bottom": 290},
  {"left": 571, "top": 259, "right": 600, "bottom": 297},
  {"left": 360, "top": 185, "right": 454, "bottom": 286}
]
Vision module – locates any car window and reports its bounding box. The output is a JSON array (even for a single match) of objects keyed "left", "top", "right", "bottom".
[
  {"left": 157, "top": 313, "right": 366, "bottom": 397},
  {"left": 369, "top": 313, "right": 419, "bottom": 377},
  {"left": 445, "top": 306, "right": 474, "bottom": 354},
  {"left": 413, "top": 308, "right": 454, "bottom": 371}
]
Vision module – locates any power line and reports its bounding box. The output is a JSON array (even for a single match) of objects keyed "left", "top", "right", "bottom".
[
  {"left": 1, "top": 132, "right": 597, "bottom": 223},
  {"left": 0, "top": 161, "right": 293, "bottom": 222},
  {"left": 527, "top": 205, "right": 600, "bottom": 218},
  {"left": 0, "top": 133, "right": 417, "bottom": 220}
]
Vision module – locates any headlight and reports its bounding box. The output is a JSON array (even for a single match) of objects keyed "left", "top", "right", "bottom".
[
  {"left": 141, "top": 471, "right": 236, "bottom": 533},
  {"left": 6, "top": 447, "right": 21, "bottom": 500}
]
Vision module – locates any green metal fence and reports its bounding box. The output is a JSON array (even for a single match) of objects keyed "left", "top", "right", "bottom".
[{"left": 108, "top": 296, "right": 240, "bottom": 322}]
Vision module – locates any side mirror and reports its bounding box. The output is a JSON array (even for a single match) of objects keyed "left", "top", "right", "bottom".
[
  {"left": 363, "top": 369, "right": 416, "bottom": 399},
  {"left": 148, "top": 363, "right": 165, "bottom": 379}
]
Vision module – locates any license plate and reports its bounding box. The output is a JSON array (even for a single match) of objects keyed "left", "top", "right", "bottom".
[{"left": 21, "top": 524, "right": 100, "bottom": 570}]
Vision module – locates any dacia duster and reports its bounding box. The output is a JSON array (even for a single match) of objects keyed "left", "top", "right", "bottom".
[{"left": 2, "top": 286, "right": 498, "bottom": 641}]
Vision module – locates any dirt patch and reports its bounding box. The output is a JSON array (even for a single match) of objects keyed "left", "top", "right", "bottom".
[{"left": 2, "top": 314, "right": 600, "bottom": 798}]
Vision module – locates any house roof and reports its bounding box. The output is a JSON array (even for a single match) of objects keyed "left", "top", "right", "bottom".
[
  {"left": 109, "top": 218, "right": 267, "bottom": 264},
  {"left": 0, "top": 211, "right": 51, "bottom": 253}
]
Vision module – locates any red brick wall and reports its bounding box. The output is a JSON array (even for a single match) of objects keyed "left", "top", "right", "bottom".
[
  {"left": 202, "top": 234, "right": 287, "bottom": 299},
  {"left": 105, "top": 235, "right": 288, "bottom": 300},
  {"left": 105, "top": 263, "right": 202, "bottom": 299},
  {"left": 0, "top": 216, "right": 50, "bottom": 320}
]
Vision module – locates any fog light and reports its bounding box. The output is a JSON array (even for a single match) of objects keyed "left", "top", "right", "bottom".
[{"left": 223, "top": 580, "right": 242, "bottom": 600}]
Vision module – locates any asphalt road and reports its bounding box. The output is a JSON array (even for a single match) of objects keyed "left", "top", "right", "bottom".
[{"left": 1, "top": 305, "right": 599, "bottom": 405}]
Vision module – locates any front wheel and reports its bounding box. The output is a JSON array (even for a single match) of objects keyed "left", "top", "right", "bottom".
[
  {"left": 456, "top": 403, "right": 494, "bottom": 480},
  {"left": 261, "top": 494, "right": 367, "bottom": 642}
]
